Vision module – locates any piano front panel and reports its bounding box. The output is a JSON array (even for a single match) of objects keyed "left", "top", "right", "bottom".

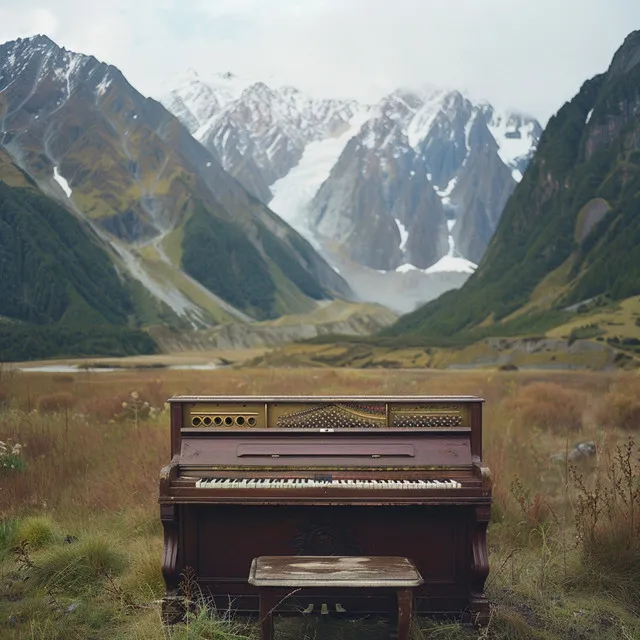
[
  {"left": 161, "top": 395, "right": 491, "bottom": 621},
  {"left": 181, "top": 398, "right": 473, "bottom": 430},
  {"left": 180, "top": 504, "right": 470, "bottom": 614},
  {"left": 178, "top": 432, "right": 473, "bottom": 469}
]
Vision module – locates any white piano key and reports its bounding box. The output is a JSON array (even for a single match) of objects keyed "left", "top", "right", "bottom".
[{"left": 193, "top": 477, "right": 462, "bottom": 489}]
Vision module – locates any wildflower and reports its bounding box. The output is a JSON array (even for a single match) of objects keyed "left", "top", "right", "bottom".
[
  {"left": 131, "top": 391, "right": 139, "bottom": 401},
  {"left": 122, "top": 401, "right": 128, "bottom": 408}
]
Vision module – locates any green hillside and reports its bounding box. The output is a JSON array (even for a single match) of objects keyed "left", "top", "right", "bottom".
[
  {"left": 383, "top": 30, "right": 640, "bottom": 346},
  {"left": 0, "top": 180, "right": 156, "bottom": 360},
  {"left": 181, "top": 203, "right": 277, "bottom": 319}
]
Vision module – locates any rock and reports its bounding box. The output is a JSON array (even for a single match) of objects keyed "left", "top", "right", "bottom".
[
  {"left": 569, "top": 442, "right": 597, "bottom": 461},
  {"left": 550, "top": 441, "right": 596, "bottom": 463}
]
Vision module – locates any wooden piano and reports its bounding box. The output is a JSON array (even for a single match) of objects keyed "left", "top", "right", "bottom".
[{"left": 159, "top": 396, "right": 492, "bottom": 624}]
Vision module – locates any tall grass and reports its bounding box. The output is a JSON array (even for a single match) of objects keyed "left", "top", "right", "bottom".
[{"left": 1, "top": 367, "right": 639, "bottom": 639}]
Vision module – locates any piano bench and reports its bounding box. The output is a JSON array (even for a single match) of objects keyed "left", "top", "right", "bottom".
[{"left": 248, "top": 555, "right": 424, "bottom": 640}]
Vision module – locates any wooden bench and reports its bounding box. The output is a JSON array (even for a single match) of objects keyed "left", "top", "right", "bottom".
[{"left": 248, "top": 556, "right": 424, "bottom": 640}]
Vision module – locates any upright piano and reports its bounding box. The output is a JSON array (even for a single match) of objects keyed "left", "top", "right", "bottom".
[{"left": 159, "top": 396, "right": 492, "bottom": 624}]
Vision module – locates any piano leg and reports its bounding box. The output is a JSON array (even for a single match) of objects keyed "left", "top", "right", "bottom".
[
  {"left": 469, "top": 504, "right": 491, "bottom": 626},
  {"left": 258, "top": 589, "right": 280, "bottom": 640},
  {"left": 396, "top": 587, "right": 413, "bottom": 640},
  {"left": 160, "top": 504, "right": 183, "bottom": 624}
]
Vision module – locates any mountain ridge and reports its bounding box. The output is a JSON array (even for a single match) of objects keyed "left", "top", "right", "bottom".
[
  {"left": 0, "top": 35, "right": 351, "bottom": 330},
  {"left": 381, "top": 28, "right": 640, "bottom": 345},
  {"left": 163, "top": 73, "right": 541, "bottom": 311}
]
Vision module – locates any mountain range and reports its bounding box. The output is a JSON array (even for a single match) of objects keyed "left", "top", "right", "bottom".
[
  {"left": 382, "top": 29, "right": 640, "bottom": 353},
  {"left": 0, "top": 35, "right": 368, "bottom": 358},
  {"left": 162, "top": 73, "right": 541, "bottom": 312},
  {"left": 6, "top": 28, "right": 633, "bottom": 366}
]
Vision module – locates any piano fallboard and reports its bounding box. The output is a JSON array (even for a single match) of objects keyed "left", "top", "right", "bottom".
[{"left": 177, "top": 430, "right": 474, "bottom": 469}]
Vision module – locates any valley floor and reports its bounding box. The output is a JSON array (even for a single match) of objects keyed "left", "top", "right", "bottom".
[{"left": 0, "top": 367, "right": 639, "bottom": 639}]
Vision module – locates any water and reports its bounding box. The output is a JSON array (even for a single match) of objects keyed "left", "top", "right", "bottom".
[{"left": 15, "top": 363, "right": 220, "bottom": 373}]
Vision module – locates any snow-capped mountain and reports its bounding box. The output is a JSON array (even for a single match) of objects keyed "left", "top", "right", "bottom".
[
  {"left": 0, "top": 35, "right": 350, "bottom": 327},
  {"left": 310, "top": 87, "right": 542, "bottom": 272},
  {"left": 163, "top": 74, "right": 541, "bottom": 312},
  {"left": 161, "top": 71, "right": 365, "bottom": 203}
]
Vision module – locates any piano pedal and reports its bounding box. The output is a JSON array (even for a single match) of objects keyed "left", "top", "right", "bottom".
[
  {"left": 321, "top": 603, "right": 329, "bottom": 615},
  {"left": 335, "top": 603, "right": 347, "bottom": 613},
  {"left": 301, "top": 604, "right": 314, "bottom": 614}
]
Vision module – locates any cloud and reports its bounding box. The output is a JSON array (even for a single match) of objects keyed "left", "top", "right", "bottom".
[
  {"left": 0, "top": 0, "right": 638, "bottom": 122},
  {"left": 0, "top": 7, "right": 59, "bottom": 42}
]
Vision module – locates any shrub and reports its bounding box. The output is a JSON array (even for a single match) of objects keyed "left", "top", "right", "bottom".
[
  {"left": 504, "top": 382, "right": 584, "bottom": 432},
  {"left": 51, "top": 374, "right": 74, "bottom": 384},
  {"left": 596, "top": 390, "right": 640, "bottom": 430},
  {"left": 36, "top": 392, "right": 74, "bottom": 413}
]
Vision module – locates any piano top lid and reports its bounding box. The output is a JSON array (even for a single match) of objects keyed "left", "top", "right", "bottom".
[{"left": 168, "top": 395, "right": 485, "bottom": 403}]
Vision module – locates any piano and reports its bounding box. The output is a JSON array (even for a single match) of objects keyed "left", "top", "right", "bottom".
[{"left": 159, "top": 396, "right": 492, "bottom": 624}]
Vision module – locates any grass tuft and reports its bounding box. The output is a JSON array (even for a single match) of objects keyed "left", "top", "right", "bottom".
[
  {"left": 32, "top": 536, "right": 127, "bottom": 595},
  {"left": 119, "top": 537, "right": 165, "bottom": 602},
  {"left": 0, "top": 518, "right": 17, "bottom": 558},
  {"left": 14, "top": 515, "right": 56, "bottom": 550}
]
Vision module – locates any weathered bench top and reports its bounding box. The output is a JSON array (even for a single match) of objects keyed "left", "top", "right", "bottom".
[{"left": 248, "top": 556, "right": 424, "bottom": 588}]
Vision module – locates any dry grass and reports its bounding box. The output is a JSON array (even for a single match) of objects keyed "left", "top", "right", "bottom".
[
  {"left": 503, "top": 381, "right": 585, "bottom": 433},
  {"left": 0, "top": 367, "right": 639, "bottom": 639}
]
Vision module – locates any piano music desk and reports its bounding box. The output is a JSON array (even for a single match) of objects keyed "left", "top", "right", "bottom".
[{"left": 248, "top": 555, "right": 424, "bottom": 640}]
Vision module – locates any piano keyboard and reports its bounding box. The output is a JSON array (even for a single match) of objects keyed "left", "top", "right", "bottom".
[{"left": 194, "top": 478, "right": 462, "bottom": 489}]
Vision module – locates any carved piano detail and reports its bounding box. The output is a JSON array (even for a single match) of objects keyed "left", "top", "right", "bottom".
[{"left": 159, "top": 395, "right": 492, "bottom": 624}]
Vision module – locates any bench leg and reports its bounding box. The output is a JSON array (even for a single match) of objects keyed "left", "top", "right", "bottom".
[
  {"left": 259, "top": 590, "right": 277, "bottom": 640},
  {"left": 396, "top": 588, "right": 413, "bottom": 640}
]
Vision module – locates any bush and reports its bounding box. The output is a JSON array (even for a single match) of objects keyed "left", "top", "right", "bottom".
[
  {"left": 596, "top": 378, "right": 640, "bottom": 430},
  {"left": 505, "top": 382, "right": 584, "bottom": 432},
  {"left": 36, "top": 392, "right": 75, "bottom": 413}
]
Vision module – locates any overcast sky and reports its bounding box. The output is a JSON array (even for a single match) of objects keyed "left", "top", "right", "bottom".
[{"left": 0, "top": 0, "right": 638, "bottom": 123}]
